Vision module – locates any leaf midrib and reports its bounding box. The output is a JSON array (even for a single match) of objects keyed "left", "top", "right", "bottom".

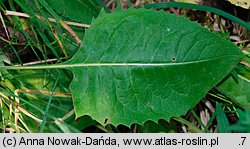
[{"left": 0, "top": 55, "right": 241, "bottom": 70}]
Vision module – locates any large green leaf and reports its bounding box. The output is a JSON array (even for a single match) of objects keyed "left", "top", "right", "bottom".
[{"left": 64, "top": 8, "right": 243, "bottom": 126}]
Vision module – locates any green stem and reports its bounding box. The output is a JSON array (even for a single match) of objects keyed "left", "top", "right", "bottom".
[
  {"left": 39, "top": 71, "right": 60, "bottom": 133},
  {"left": 144, "top": 2, "right": 250, "bottom": 30},
  {"left": 191, "top": 109, "right": 209, "bottom": 133},
  {"left": 40, "top": 72, "right": 60, "bottom": 133},
  {"left": 95, "top": 0, "right": 111, "bottom": 13}
]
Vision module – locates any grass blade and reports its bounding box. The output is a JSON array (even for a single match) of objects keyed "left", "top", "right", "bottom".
[
  {"left": 216, "top": 103, "right": 231, "bottom": 133},
  {"left": 144, "top": 2, "right": 250, "bottom": 30},
  {"left": 39, "top": 71, "right": 60, "bottom": 132}
]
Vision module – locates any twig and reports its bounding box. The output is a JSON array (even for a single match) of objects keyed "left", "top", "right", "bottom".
[
  {"left": 45, "top": 18, "right": 68, "bottom": 57},
  {"left": 13, "top": 89, "right": 72, "bottom": 123},
  {"left": 0, "top": 92, "right": 42, "bottom": 124},
  {"left": 15, "top": 89, "right": 72, "bottom": 98},
  {"left": 59, "top": 19, "right": 82, "bottom": 45},
  {"left": 0, "top": 97, "right": 5, "bottom": 133},
  {"left": 0, "top": 127, "right": 15, "bottom": 133},
  {"left": 14, "top": 93, "right": 20, "bottom": 133},
  {"left": 5, "top": 10, "right": 88, "bottom": 45},
  {"left": 107, "top": 0, "right": 115, "bottom": 7},
  {"left": 5, "top": 10, "right": 90, "bottom": 28},
  {"left": 135, "top": 0, "right": 142, "bottom": 7},
  {"left": 240, "top": 61, "right": 250, "bottom": 68},
  {"left": 60, "top": 109, "right": 74, "bottom": 121},
  {"left": 241, "top": 46, "right": 250, "bottom": 50},
  {"left": 11, "top": 98, "right": 42, "bottom": 123},
  {"left": 234, "top": 39, "right": 250, "bottom": 44},
  {"left": 2, "top": 56, "right": 66, "bottom": 69},
  {"left": 0, "top": 36, "right": 27, "bottom": 45},
  {"left": 0, "top": 12, "right": 10, "bottom": 39},
  {"left": 20, "top": 57, "right": 66, "bottom": 66}
]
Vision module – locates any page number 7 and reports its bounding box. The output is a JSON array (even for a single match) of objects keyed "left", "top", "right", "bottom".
[{"left": 240, "top": 137, "right": 246, "bottom": 146}]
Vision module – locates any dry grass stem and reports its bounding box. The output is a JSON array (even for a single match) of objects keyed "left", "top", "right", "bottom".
[
  {"left": 0, "top": 36, "right": 27, "bottom": 45},
  {"left": 5, "top": 10, "right": 90, "bottom": 28},
  {"left": 15, "top": 89, "right": 72, "bottom": 98},
  {"left": 0, "top": 11, "right": 10, "bottom": 39}
]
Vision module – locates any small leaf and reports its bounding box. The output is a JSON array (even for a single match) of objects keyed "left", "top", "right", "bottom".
[
  {"left": 45, "top": 0, "right": 100, "bottom": 24},
  {"left": 217, "top": 75, "right": 250, "bottom": 110},
  {"left": 216, "top": 103, "right": 231, "bottom": 133},
  {"left": 230, "top": 109, "right": 250, "bottom": 132},
  {"left": 65, "top": 8, "right": 243, "bottom": 126}
]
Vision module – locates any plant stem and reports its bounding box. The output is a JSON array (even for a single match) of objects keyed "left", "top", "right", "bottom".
[{"left": 39, "top": 71, "right": 60, "bottom": 133}]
